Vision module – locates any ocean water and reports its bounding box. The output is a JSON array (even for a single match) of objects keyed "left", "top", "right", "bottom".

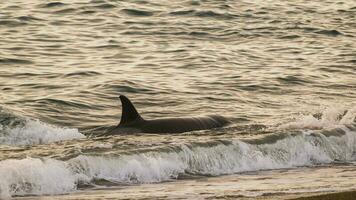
[{"left": 0, "top": 0, "right": 355, "bottom": 199}]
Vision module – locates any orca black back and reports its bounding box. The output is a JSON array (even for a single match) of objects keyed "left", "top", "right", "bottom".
[{"left": 108, "top": 95, "right": 230, "bottom": 134}]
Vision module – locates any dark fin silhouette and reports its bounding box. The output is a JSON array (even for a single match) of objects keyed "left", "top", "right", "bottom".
[{"left": 119, "top": 95, "right": 143, "bottom": 125}]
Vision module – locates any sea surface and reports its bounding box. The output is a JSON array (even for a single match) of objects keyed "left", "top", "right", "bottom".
[{"left": 0, "top": 0, "right": 355, "bottom": 199}]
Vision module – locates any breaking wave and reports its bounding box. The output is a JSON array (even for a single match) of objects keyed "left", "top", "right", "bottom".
[
  {"left": 279, "top": 106, "right": 356, "bottom": 130},
  {"left": 0, "top": 108, "right": 85, "bottom": 146},
  {"left": 1, "top": 124, "right": 355, "bottom": 198}
]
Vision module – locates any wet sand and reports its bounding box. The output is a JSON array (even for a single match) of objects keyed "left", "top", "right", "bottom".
[
  {"left": 288, "top": 190, "right": 356, "bottom": 200},
  {"left": 13, "top": 165, "right": 356, "bottom": 200},
  {"left": 14, "top": 190, "right": 356, "bottom": 200},
  {"left": 208, "top": 190, "right": 356, "bottom": 200}
]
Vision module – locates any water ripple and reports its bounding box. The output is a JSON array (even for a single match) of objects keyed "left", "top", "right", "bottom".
[
  {"left": 121, "top": 8, "right": 155, "bottom": 17},
  {"left": 0, "top": 0, "right": 354, "bottom": 132},
  {"left": 40, "top": 2, "right": 67, "bottom": 8}
]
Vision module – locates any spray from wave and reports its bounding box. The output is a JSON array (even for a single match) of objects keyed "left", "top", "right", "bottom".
[
  {"left": 0, "top": 107, "right": 85, "bottom": 146},
  {"left": 0, "top": 124, "right": 355, "bottom": 198},
  {"left": 279, "top": 106, "right": 356, "bottom": 130},
  {"left": 0, "top": 119, "right": 85, "bottom": 146},
  {"left": 0, "top": 106, "right": 355, "bottom": 198},
  {"left": 0, "top": 158, "right": 76, "bottom": 198}
]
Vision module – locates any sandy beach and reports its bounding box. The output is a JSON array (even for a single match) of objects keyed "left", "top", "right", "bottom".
[{"left": 288, "top": 190, "right": 356, "bottom": 200}]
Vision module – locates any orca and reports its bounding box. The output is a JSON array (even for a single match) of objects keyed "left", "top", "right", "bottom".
[{"left": 107, "top": 95, "right": 230, "bottom": 134}]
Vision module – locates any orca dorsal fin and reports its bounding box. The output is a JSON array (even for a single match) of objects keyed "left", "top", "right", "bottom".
[{"left": 119, "top": 95, "right": 143, "bottom": 125}]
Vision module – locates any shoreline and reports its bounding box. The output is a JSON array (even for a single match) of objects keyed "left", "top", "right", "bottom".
[
  {"left": 246, "top": 190, "right": 356, "bottom": 200},
  {"left": 13, "top": 190, "right": 356, "bottom": 200},
  {"left": 288, "top": 190, "right": 356, "bottom": 200},
  {"left": 207, "top": 190, "right": 356, "bottom": 200}
]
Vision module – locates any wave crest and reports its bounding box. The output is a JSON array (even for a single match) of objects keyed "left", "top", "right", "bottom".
[
  {"left": 279, "top": 106, "right": 356, "bottom": 130},
  {"left": 0, "top": 108, "right": 85, "bottom": 146},
  {"left": 1, "top": 125, "right": 355, "bottom": 197}
]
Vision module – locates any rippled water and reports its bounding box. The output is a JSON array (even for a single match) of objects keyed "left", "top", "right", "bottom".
[{"left": 0, "top": 0, "right": 355, "bottom": 199}]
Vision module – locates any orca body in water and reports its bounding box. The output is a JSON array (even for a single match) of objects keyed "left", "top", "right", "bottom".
[{"left": 107, "top": 95, "right": 230, "bottom": 134}]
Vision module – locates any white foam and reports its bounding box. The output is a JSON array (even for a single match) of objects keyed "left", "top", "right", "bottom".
[
  {"left": 69, "top": 153, "right": 185, "bottom": 183},
  {"left": 0, "top": 119, "right": 85, "bottom": 146},
  {"left": 79, "top": 125, "right": 356, "bottom": 176},
  {"left": 279, "top": 106, "right": 356, "bottom": 130},
  {"left": 92, "top": 143, "right": 113, "bottom": 149},
  {"left": 0, "top": 126, "right": 355, "bottom": 198},
  {"left": 0, "top": 158, "right": 76, "bottom": 199},
  {"left": 68, "top": 125, "right": 356, "bottom": 183}
]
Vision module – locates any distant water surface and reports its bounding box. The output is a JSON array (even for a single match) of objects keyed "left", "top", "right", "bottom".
[{"left": 0, "top": 0, "right": 355, "bottom": 198}]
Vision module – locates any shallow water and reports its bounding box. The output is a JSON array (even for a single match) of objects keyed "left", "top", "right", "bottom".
[
  {"left": 0, "top": 0, "right": 356, "bottom": 199},
  {"left": 14, "top": 164, "right": 356, "bottom": 200}
]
